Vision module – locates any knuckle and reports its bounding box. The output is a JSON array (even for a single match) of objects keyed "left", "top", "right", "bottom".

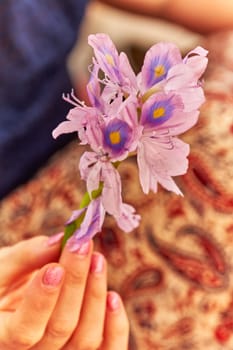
[
  {"left": 89, "top": 286, "right": 105, "bottom": 301},
  {"left": 66, "top": 269, "right": 86, "bottom": 286},
  {"left": 46, "top": 323, "right": 72, "bottom": 340},
  {"left": 8, "top": 330, "right": 39, "bottom": 349}
]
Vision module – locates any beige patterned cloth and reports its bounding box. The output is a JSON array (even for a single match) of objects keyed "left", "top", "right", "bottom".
[{"left": 1, "top": 30, "right": 233, "bottom": 349}]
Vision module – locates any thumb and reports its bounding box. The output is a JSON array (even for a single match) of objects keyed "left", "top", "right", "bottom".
[
  {"left": 0, "top": 263, "right": 65, "bottom": 349},
  {"left": 0, "top": 234, "right": 63, "bottom": 287}
]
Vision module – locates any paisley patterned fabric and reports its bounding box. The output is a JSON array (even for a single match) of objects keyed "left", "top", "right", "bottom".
[{"left": 0, "top": 30, "right": 233, "bottom": 349}]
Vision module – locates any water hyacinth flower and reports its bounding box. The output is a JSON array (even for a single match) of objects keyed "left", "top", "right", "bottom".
[
  {"left": 52, "top": 33, "right": 208, "bottom": 248},
  {"left": 137, "top": 91, "right": 198, "bottom": 195},
  {"left": 138, "top": 42, "right": 183, "bottom": 92},
  {"left": 79, "top": 151, "right": 140, "bottom": 232},
  {"left": 138, "top": 42, "right": 208, "bottom": 112},
  {"left": 88, "top": 33, "right": 138, "bottom": 99}
]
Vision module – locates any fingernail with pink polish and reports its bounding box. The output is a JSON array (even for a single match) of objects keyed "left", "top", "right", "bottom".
[
  {"left": 42, "top": 266, "right": 64, "bottom": 287},
  {"left": 46, "top": 232, "right": 64, "bottom": 246},
  {"left": 107, "top": 292, "right": 121, "bottom": 311},
  {"left": 91, "top": 253, "right": 104, "bottom": 274},
  {"left": 67, "top": 239, "right": 91, "bottom": 255}
]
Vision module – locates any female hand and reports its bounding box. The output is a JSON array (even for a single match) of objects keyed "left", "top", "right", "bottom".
[{"left": 0, "top": 234, "right": 129, "bottom": 350}]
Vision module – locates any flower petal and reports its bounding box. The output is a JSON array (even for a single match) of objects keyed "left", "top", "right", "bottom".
[
  {"left": 79, "top": 152, "right": 101, "bottom": 194},
  {"left": 103, "top": 118, "right": 133, "bottom": 158},
  {"left": 140, "top": 92, "right": 184, "bottom": 129},
  {"left": 101, "top": 162, "right": 123, "bottom": 217},
  {"left": 88, "top": 33, "right": 137, "bottom": 97},
  {"left": 52, "top": 107, "right": 87, "bottom": 139},
  {"left": 140, "top": 42, "right": 182, "bottom": 92},
  {"left": 88, "top": 33, "right": 121, "bottom": 83},
  {"left": 70, "top": 198, "right": 105, "bottom": 244},
  {"left": 174, "top": 86, "right": 205, "bottom": 112},
  {"left": 137, "top": 141, "right": 158, "bottom": 194},
  {"left": 155, "top": 110, "right": 200, "bottom": 135},
  {"left": 84, "top": 111, "right": 104, "bottom": 152},
  {"left": 165, "top": 65, "right": 206, "bottom": 111},
  {"left": 183, "top": 46, "right": 208, "bottom": 80},
  {"left": 66, "top": 208, "right": 86, "bottom": 225},
  {"left": 52, "top": 120, "right": 78, "bottom": 139},
  {"left": 114, "top": 203, "right": 141, "bottom": 233},
  {"left": 166, "top": 64, "right": 197, "bottom": 90},
  {"left": 87, "top": 162, "right": 102, "bottom": 196},
  {"left": 87, "top": 61, "right": 104, "bottom": 110},
  {"left": 119, "top": 51, "right": 138, "bottom": 94},
  {"left": 137, "top": 135, "right": 189, "bottom": 195}
]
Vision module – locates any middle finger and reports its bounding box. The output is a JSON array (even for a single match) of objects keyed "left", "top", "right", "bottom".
[
  {"left": 32, "top": 239, "right": 93, "bottom": 350},
  {"left": 66, "top": 252, "right": 107, "bottom": 349}
]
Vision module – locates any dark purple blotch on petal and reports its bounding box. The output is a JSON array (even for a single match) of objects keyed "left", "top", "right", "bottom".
[{"left": 103, "top": 118, "right": 132, "bottom": 154}]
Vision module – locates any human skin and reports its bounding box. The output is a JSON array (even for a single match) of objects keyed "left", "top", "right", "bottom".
[
  {"left": 0, "top": 235, "right": 129, "bottom": 350},
  {"left": 99, "top": 0, "right": 233, "bottom": 33}
]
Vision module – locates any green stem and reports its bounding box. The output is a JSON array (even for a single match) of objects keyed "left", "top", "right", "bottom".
[{"left": 61, "top": 210, "right": 86, "bottom": 249}]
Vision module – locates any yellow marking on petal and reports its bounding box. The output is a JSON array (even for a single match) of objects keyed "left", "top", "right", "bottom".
[
  {"left": 154, "top": 65, "right": 165, "bottom": 77},
  {"left": 109, "top": 131, "right": 121, "bottom": 144},
  {"left": 153, "top": 107, "right": 165, "bottom": 119},
  {"left": 105, "top": 54, "right": 115, "bottom": 66}
]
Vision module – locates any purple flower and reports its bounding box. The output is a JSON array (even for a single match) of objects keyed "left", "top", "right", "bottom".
[
  {"left": 139, "top": 42, "right": 182, "bottom": 93},
  {"left": 138, "top": 42, "right": 208, "bottom": 113},
  {"left": 86, "top": 96, "right": 140, "bottom": 161},
  {"left": 53, "top": 90, "right": 139, "bottom": 163},
  {"left": 88, "top": 33, "right": 121, "bottom": 83},
  {"left": 79, "top": 152, "right": 123, "bottom": 217},
  {"left": 137, "top": 91, "right": 198, "bottom": 195},
  {"left": 52, "top": 33, "right": 208, "bottom": 240},
  {"left": 52, "top": 91, "right": 101, "bottom": 146},
  {"left": 79, "top": 151, "right": 141, "bottom": 232},
  {"left": 164, "top": 47, "right": 208, "bottom": 112},
  {"left": 88, "top": 33, "right": 137, "bottom": 98}
]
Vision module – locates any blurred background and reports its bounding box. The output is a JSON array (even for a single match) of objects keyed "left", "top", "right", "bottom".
[{"left": 1, "top": 1, "right": 233, "bottom": 349}]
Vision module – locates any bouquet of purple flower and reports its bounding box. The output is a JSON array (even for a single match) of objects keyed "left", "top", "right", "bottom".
[{"left": 53, "top": 33, "right": 208, "bottom": 250}]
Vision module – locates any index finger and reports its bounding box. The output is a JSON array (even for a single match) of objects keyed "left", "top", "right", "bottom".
[
  {"left": 0, "top": 234, "right": 63, "bottom": 288},
  {"left": 0, "top": 263, "right": 65, "bottom": 350}
]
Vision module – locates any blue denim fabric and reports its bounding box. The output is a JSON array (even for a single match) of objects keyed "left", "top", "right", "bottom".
[{"left": 0, "top": 0, "right": 88, "bottom": 198}]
